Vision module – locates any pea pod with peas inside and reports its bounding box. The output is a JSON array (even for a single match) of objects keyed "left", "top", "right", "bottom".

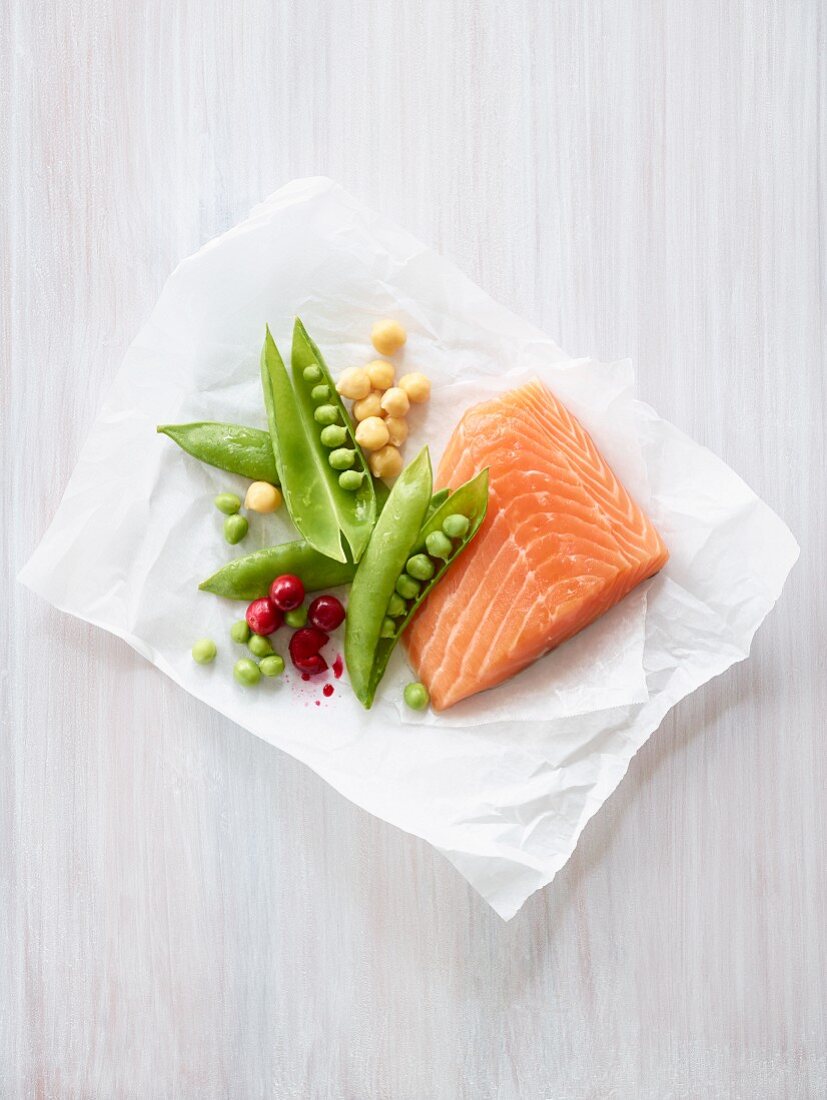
[
  {"left": 260, "top": 321, "right": 377, "bottom": 563},
  {"left": 345, "top": 448, "right": 489, "bottom": 708}
]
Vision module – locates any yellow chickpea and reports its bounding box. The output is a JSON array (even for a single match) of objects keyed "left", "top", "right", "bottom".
[
  {"left": 380, "top": 386, "right": 410, "bottom": 417},
  {"left": 384, "top": 416, "right": 408, "bottom": 446},
  {"left": 244, "top": 482, "right": 282, "bottom": 513},
  {"left": 398, "top": 372, "right": 431, "bottom": 404},
  {"left": 352, "top": 390, "right": 384, "bottom": 421},
  {"left": 371, "top": 319, "right": 407, "bottom": 357},
  {"left": 355, "top": 415, "right": 390, "bottom": 451},
  {"left": 369, "top": 444, "right": 404, "bottom": 480},
  {"left": 336, "top": 367, "right": 371, "bottom": 401},
  {"left": 366, "top": 359, "right": 395, "bottom": 390}
]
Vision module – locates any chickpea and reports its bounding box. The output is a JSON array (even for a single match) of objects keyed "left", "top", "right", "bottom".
[
  {"left": 371, "top": 319, "right": 407, "bottom": 356},
  {"left": 369, "top": 444, "right": 404, "bottom": 480},
  {"left": 398, "top": 372, "right": 431, "bottom": 404},
  {"left": 244, "top": 481, "right": 282, "bottom": 513},
  {"left": 352, "top": 390, "right": 384, "bottom": 421},
  {"left": 384, "top": 416, "right": 409, "bottom": 446},
  {"left": 380, "top": 386, "right": 410, "bottom": 417},
  {"left": 336, "top": 366, "right": 371, "bottom": 401},
  {"left": 366, "top": 359, "right": 395, "bottom": 390},
  {"left": 355, "top": 415, "right": 390, "bottom": 451}
]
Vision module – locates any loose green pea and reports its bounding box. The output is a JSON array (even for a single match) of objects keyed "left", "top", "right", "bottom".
[
  {"left": 248, "top": 633, "right": 274, "bottom": 658},
  {"left": 329, "top": 448, "right": 356, "bottom": 471},
  {"left": 425, "top": 530, "right": 453, "bottom": 560},
  {"left": 404, "top": 682, "right": 430, "bottom": 710},
  {"left": 406, "top": 553, "right": 435, "bottom": 581},
  {"left": 303, "top": 364, "right": 322, "bottom": 383},
  {"left": 230, "top": 619, "right": 251, "bottom": 644},
  {"left": 311, "top": 383, "right": 331, "bottom": 402},
  {"left": 224, "top": 514, "right": 248, "bottom": 544},
  {"left": 380, "top": 617, "right": 396, "bottom": 638},
  {"left": 284, "top": 606, "right": 308, "bottom": 628},
  {"left": 339, "top": 470, "right": 364, "bottom": 491},
  {"left": 320, "top": 424, "right": 347, "bottom": 447},
  {"left": 214, "top": 492, "right": 241, "bottom": 515},
  {"left": 395, "top": 574, "right": 420, "bottom": 600},
  {"left": 191, "top": 638, "right": 217, "bottom": 664},
  {"left": 442, "top": 513, "right": 470, "bottom": 539},
  {"left": 314, "top": 404, "right": 339, "bottom": 426},
  {"left": 259, "top": 654, "right": 285, "bottom": 678},
  {"left": 387, "top": 593, "right": 406, "bottom": 618},
  {"left": 233, "top": 657, "right": 261, "bottom": 686}
]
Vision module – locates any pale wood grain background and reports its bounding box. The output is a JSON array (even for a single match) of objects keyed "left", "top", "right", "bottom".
[{"left": 2, "top": 1, "right": 825, "bottom": 1097}]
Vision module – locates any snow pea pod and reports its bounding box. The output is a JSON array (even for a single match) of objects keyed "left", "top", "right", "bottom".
[
  {"left": 345, "top": 448, "right": 434, "bottom": 708},
  {"left": 260, "top": 324, "right": 377, "bottom": 564},
  {"left": 156, "top": 422, "right": 279, "bottom": 483},
  {"left": 290, "top": 318, "right": 376, "bottom": 560},
  {"left": 346, "top": 464, "right": 489, "bottom": 708},
  {"left": 199, "top": 539, "right": 356, "bottom": 600}
]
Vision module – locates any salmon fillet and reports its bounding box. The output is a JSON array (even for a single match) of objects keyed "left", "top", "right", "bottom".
[{"left": 404, "top": 380, "right": 668, "bottom": 711}]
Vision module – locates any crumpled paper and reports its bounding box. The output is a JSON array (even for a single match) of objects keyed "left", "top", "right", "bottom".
[{"left": 20, "top": 178, "right": 799, "bottom": 919}]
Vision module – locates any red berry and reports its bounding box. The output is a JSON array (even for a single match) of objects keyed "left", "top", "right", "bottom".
[
  {"left": 246, "top": 597, "right": 282, "bottom": 636},
  {"left": 289, "top": 626, "right": 329, "bottom": 675},
  {"left": 269, "top": 573, "right": 305, "bottom": 611},
  {"left": 308, "top": 594, "right": 345, "bottom": 632}
]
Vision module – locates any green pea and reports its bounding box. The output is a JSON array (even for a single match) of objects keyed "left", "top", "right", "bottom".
[
  {"left": 311, "top": 383, "right": 331, "bottom": 403},
  {"left": 403, "top": 682, "right": 429, "bottom": 710},
  {"left": 303, "top": 364, "right": 322, "bottom": 383},
  {"left": 224, "top": 514, "right": 248, "bottom": 544},
  {"left": 214, "top": 492, "right": 241, "bottom": 515},
  {"left": 230, "top": 619, "right": 251, "bottom": 644},
  {"left": 259, "top": 654, "right": 285, "bottom": 678},
  {"left": 339, "top": 470, "right": 364, "bottom": 491},
  {"left": 320, "top": 424, "right": 347, "bottom": 448},
  {"left": 425, "top": 530, "right": 453, "bottom": 560},
  {"left": 406, "top": 553, "right": 435, "bottom": 581},
  {"left": 284, "top": 606, "right": 308, "bottom": 628},
  {"left": 395, "top": 574, "right": 420, "bottom": 600},
  {"left": 329, "top": 448, "right": 356, "bottom": 471},
  {"left": 442, "top": 513, "right": 470, "bottom": 539},
  {"left": 380, "top": 617, "right": 396, "bottom": 639},
  {"left": 248, "top": 633, "right": 274, "bottom": 658},
  {"left": 191, "top": 638, "right": 217, "bottom": 664},
  {"left": 314, "top": 404, "right": 339, "bottom": 426},
  {"left": 233, "top": 657, "right": 261, "bottom": 686},
  {"left": 387, "top": 593, "right": 406, "bottom": 618}
]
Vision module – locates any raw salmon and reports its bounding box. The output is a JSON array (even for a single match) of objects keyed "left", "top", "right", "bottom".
[{"left": 404, "top": 380, "right": 668, "bottom": 710}]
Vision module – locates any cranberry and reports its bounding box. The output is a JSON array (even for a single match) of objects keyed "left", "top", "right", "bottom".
[
  {"left": 246, "top": 597, "right": 282, "bottom": 636},
  {"left": 289, "top": 626, "right": 329, "bottom": 675},
  {"left": 308, "top": 594, "right": 345, "bottom": 632},
  {"left": 269, "top": 573, "right": 305, "bottom": 611}
]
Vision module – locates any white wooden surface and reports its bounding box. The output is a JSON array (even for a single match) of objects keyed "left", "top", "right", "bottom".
[{"left": 3, "top": 1, "right": 825, "bottom": 1096}]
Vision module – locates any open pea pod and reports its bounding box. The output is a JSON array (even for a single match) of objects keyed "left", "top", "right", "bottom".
[
  {"left": 346, "top": 456, "right": 489, "bottom": 708},
  {"left": 290, "top": 319, "right": 378, "bottom": 559},
  {"left": 345, "top": 447, "right": 434, "bottom": 707}
]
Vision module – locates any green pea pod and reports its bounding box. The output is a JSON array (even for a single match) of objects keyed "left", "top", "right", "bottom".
[
  {"left": 345, "top": 448, "right": 434, "bottom": 707},
  {"left": 199, "top": 539, "right": 356, "bottom": 600},
  {"left": 290, "top": 319, "right": 377, "bottom": 560},
  {"left": 346, "top": 464, "right": 489, "bottom": 709},
  {"left": 260, "top": 327, "right": 345, "bottom": 561},
  {"left": 156, "top": 422, "right": 279, "bottom": 483}
]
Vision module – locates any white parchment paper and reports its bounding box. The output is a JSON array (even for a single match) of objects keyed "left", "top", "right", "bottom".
[{"left": 19, "top": 178, "right": 799, "bottom": 919}]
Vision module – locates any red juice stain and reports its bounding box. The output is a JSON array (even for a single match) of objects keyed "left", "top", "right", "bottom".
[
  {"left": 301, "top": 672, "right": 311, "bottom": 682},
  {"left": 332, "top": 654, "right": 343, "bottom": 679},
  {"left": 315, "top": 699, "right": 320, "bottom": 706},
  {"left": 323, "top": 683, "right": 334, "bottom": 698}
]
